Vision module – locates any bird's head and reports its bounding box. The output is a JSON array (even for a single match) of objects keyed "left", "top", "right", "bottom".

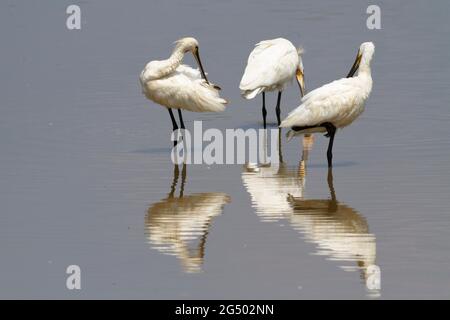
[
  {"left": 174, "top": 37, "right": 210, "bottom": 84},
  {"left": 360, "top": 41, "right": 375, "bottom": 65},
  {"left": 347, "top": 42, "right": 375, "bottom": 77},
  {"left": 175, "top": 37, "right": 199, "bottom": 53}
]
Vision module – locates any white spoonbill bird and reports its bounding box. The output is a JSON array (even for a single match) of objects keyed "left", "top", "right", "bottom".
[
  {"left": 239, "top": 38, "right": 306, "bottom": 128},
  {"left": 280, "top": 42, "right": 375, "bottom": 167},
  {"left": 140, "top": 37, "right": 227, "bottom": 145}
]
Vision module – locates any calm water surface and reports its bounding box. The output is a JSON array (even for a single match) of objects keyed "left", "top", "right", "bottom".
[{"left": 1, "top": 0, "right": 450, "bottom": 299}]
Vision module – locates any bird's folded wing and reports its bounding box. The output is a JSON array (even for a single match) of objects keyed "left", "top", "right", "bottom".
[
  {"left": 239, "top": 40, "right": 297, "bottom": 91},
  {"left": 168, "top": 65, "right": 227, "bottom": 112},
  {"left": 281, "top": 77, "right": 357, "bottom": 128}
]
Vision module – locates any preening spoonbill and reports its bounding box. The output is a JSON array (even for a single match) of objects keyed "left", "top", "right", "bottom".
[
  {"left": 239, "top": 38, "right": 306, "bottom": 128},
  {"left": 140, "top": 37, "right": 227, "bottom": 145},
  {"left": 280, "top": 42, "right": 375, "bottom": 167}
]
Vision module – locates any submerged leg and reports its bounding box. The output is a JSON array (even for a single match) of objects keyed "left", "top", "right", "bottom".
[
  {"left": 177, "top": 109, "right": 186, "bottom": 129},
  {"left": 278, "top": 128, "right": 284, "bottom": 164},
  {"left": 262, "top": 92, "right": 267, "bottom": 129},
  {"left": 179, "top": 163, "right": 187, "bottom": 198},
  {"left": 324, "top": 123, "right": 337, "bottom": 168},
  {"left": 327, "top": 167, "right": 337, "bottom": 202},
  {"left": 168, "top": 108, "right": 179, "bottom": 147},
  {"left": 327, "top": 167, "right": 338, "bottom": 211},
  {"left": 168, "top": 164, "right": 180, "bottom": 198},
  {"left": 275, "top": 91, "right": 282, "bottom": 126}
]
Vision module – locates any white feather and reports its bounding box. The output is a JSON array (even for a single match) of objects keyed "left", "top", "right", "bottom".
[{"left": 239, "top": 38, "right": 301, "bottom": 98}]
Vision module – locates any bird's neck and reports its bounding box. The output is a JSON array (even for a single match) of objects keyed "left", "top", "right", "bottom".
[
  {"left": 167, "top": 47, "right": 185, "bottom": 69},
  {"left": 357, "top": 63, "right": 372, "bottom": 78},
  {"left": 357, "top": 54, "right": 372, "bottom": 77},
  {"left": 155, "top": 47, "right": 185, "bottom": 79},
  {"left": 357, "top": 64, "right": 373, "bottom": 96}
]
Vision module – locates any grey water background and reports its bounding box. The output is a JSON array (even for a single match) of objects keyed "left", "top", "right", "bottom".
[{"left": 1, "top": 0, "right": 450, "bottom": 299}]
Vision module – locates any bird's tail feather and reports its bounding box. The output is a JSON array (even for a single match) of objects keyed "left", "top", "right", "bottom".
[
  {"left": 195, "top": 81, "right": 227, "bottom": 112},
  {"left": 241, "top": 87, "right": 263, "bottom": 100}
]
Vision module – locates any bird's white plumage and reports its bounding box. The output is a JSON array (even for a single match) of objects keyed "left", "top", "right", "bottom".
[
  {"left": 141, "top": 64, "right": 226, "bottom": 112},
  {"left": 140, "top": 38, "right": 227, "bottom": 113},
  {"left": 240, "top": 38, "right": 302, "bottom": 99},
  {"left": 280, "top": 42, "right": 375, "bottom": 132}
]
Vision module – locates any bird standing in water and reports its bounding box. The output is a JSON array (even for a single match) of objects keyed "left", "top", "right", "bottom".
[
  {"left": 239, "top": 38, "right": 306, "bottom": 128},
  {"left": 140, "top": 37, "right": 227, "bottom": 145},
  {"left": 281, "top": 42, "right": 375, "bottom": 167}
]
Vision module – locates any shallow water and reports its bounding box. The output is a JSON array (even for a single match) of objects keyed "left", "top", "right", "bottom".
[{"left": 1, "top": 0, "right": 450, "bottom": 299}]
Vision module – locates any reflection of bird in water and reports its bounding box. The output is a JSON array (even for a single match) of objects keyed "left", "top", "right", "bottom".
[
  {"left": 146, "top": 164, "right": 230, "bottom": 273},
  {"left": 242, "top": 131, "right": 314, "bottom": 222},
  {"left": 242, "top": 135, "right": 377, "bottom": 288},
  {"left": 288, "top": 169, "right": 377, "bottom": 282}
]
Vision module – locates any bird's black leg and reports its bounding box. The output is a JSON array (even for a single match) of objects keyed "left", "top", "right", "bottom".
[
  {"left": 168, "top": 108, "right": 178, "bottom": 130},
  {"left": 275, "top": 91, "right": 282, "bottom": 126},
  {"left": 262, "top": 92, "right": 267, "bottom": 129},
  {"left": 168, "top": 108, "right": 179, "bottom": 147},
  {"left": 324, "top": 122, "right": 337, "bottom": 168},
  {"left": 177, "top": 109, "right": 186, "bottom": 130}
]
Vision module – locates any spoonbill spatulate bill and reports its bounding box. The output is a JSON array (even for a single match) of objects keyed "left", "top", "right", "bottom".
[
  {"left": 140, "top": 37, "right": 227, "bottom": 145},
  {"left": 280, "top": 42, "right": 375, "bottom": 168},
  {"left": 239, "top": 38, "right": 306, "bottom": 128}
]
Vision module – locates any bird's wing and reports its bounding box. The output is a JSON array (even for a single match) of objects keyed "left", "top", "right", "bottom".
[
  {"left": 160, "top": 65, "right": 227, "bottom": 112},
  {"left": 300, "top": 77, "right": 355, "bottom": 104},
  {"left": 280, "top": 77, "right": 358, "bottom": 128},
  {"left": 239, "top": 39, "right": 298, "bottom": 92}
]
